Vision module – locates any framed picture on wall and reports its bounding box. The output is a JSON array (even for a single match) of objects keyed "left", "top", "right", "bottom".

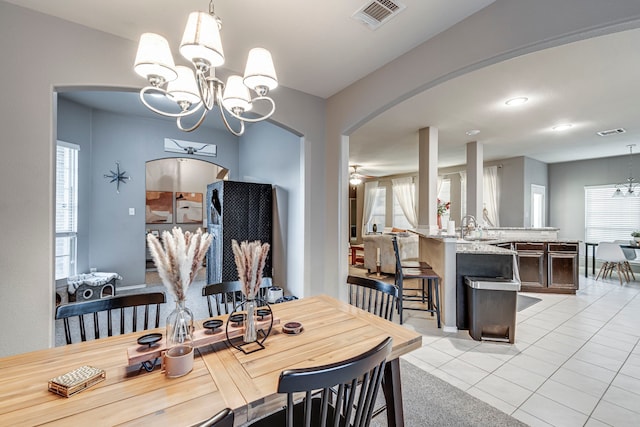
[
  {"left": 146, "top": 191, "right": 174, "bottom": 223},
  {"left": 176, "top": 192, "right": 203, "bottom": 224}
]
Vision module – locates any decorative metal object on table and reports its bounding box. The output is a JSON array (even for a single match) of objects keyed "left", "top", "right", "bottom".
[
  {"left": 146, "top": 227, "right": 212, "bottom": 376},
  {"left": 225, "top": 297, "right": 274, "bottom": 354},
  {"left": 229, "top": 239, "right": 272, "bottom": 354},
  {"left": 137, "top": 333, "right": 163, "bottom": 372}
]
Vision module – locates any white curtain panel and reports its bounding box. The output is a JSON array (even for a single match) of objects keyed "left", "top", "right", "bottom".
[
  {"left": 483, "top": 166, "right": 500, "bottom": 227},
  {"left": 362, "top": 181, "right": 379, "bottom": 235},
  {"left": 392, "top": 177, "right": 418, "bottom": 228},
  {"left": 458, "top": 169, "right": 500, "bottom": 227}
]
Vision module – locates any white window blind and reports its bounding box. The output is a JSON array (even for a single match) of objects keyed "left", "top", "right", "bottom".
[
  {"left": 585, "top": 185, "right": 640, "bottom": 243},
  {"left": 56, "top": 142, "right": 79, "bottom": 280}
]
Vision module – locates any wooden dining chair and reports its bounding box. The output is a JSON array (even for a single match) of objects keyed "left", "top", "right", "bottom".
[
  {"left": 347, "top": 275, "right": 398, "bottom": 321},
  {"left": 391, "top": 235, "right": 441, "bottom": 326},
  {"left": 247, "top": 337, "right": 393, "bottom": 427},
  {"left": 197, "top": 408, "right": 234, "bottom": 427},
  {"left": 55, "top": 292, "right": 166, "bottom": 344},
  {"left": 202, "top": 278, "right": 271, "bottom": 317}
]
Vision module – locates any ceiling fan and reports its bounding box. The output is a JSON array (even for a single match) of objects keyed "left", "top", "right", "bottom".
[{"left": 349, "top": 165, "right": 373, "bottom": 185}]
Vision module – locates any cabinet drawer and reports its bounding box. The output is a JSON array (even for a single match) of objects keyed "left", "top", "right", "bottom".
[
  {"left": 548, "top": 243, "right": 578, "bottom": 252},
  {"left": 515, "top": 242, "right": 546, "bottom": 251}
]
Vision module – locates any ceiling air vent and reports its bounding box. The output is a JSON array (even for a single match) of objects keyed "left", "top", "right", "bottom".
[
  {"left": 352, "top": 0, "right": 406, "bottom": 30},
  {"left": 596, "top": 128, "right": 626, "bottom": 136}
]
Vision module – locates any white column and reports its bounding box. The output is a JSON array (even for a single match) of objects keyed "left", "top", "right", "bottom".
[
  {"left": 466, "top": 141, "right": 483, "bottom": 220},
  {"left": 418, "top": 127, "right": 438, "bottom": 227}
]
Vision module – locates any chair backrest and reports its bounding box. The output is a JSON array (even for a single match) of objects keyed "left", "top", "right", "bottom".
[
  {"left": 347, "top": 275, "right": 398, "bottom": 321},
  {"left": 202, "top": 278, "right": 271, "bottom": 317},
  {"left": 276, "top": 337, "right": 392, "bottom": 427},
  {"left": 55, "top": 292, "right": 166, "bottom": 344},
  {"left": 198, "top": 408, "right": 234, "bottom": 427},
  {"left": 614, "top": 240, "right": 637, "bottom": 260},
  {"left": 390, "top": 236, "right": 403, "bottom": 277},
  {"left": 596, "top": 242, "right": 627, "bottom": 262}
]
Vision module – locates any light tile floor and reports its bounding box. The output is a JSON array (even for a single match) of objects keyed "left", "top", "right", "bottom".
[{"left": 351, "top": 267, "right": 640, "bottom": 426}]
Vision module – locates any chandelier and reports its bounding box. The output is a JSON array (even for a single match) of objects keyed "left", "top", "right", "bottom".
[
  {"left": 349, "top": 166, "right": 363, "bottom": 186},
  {"left": 133, "top": 1, "right": 277, "bottom": 135},
  {"left": 613, "top": 144, "right": 639, "bottom": 197}
]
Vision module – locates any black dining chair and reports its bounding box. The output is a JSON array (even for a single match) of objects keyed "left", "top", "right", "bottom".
[
  {"left": 347, "top": 275, "right": 398, "bottom": 321},
  {"left": 346, "top": 275, "right": 398, "bottom": 419},
  {"left": 247, "top": 337, "right": 393, "bottom": 427},
  {"left": 197, "top": 408, "right": 234, "bottom": 427},
  {"left": 202, "top": 278, "right": 271, "bottom": 317},
  {"left": 391, "top": 235, "right": 441, "bottom": 326},
  {"left": 55, "top": 292, "right": 166, "bottom": 344}
]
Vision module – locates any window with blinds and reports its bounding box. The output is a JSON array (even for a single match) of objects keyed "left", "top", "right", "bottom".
[
  {"left": 56, "top": 142, "right": 79, "bottom": 280},
  {"left": 585, "top": 185, "right": 640, "bottom": 243}
]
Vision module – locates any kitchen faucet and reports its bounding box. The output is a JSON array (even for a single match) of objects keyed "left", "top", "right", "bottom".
[{"left": 461, "top": 215, "right": 477, "bottom": 238}]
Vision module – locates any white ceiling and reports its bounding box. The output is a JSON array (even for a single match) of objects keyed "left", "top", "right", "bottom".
[
  {"left": 9, "top": 0, "right": 640, "bottom": 177},
  {"left": 5, "top": 0, "right": 493, "bottom": 98},
  {"left": 350, "top": 27, "right": 640, "bottom": 176}
]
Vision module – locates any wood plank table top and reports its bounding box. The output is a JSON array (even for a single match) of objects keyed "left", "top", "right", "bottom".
[{"left": 0, "top": 295, "right": 421, "bottom": 426}]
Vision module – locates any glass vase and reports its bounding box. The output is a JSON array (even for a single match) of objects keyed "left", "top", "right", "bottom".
[
  {"left": 166, "top": 300, "right": 194, "bottom": 349},
  {"left": 243, "top": 297, "right": 258, "bottom": 343}
]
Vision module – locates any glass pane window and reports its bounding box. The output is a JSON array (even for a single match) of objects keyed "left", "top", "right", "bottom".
[
  {"left": 585, "top": 185, "right": 640, "bottom": 243},
  {"left": 368, "top": 187, "right": 386, "bottom": 232},
  {"left": 438, "top": 178, "right": 451, "bottom": 214},
  {"left": 56, "top": 142, "right": 79, "bottom": 279}
]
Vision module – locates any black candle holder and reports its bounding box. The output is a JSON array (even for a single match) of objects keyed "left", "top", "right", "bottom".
[
  {"left": 136, "top": 333, "right": 162, "bottom": 372},
  {"left": 225, "top": 297, "right": 273, "bottom": 354}
]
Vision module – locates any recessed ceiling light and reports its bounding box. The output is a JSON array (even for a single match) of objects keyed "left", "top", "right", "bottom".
[
  {"left": 552, "top": 123, "right": 573, "bottom": 131},
  {"left": 505, "top": 97, "right": 528, "bottom": 106},
  {"left": 466, "top": 129, "right": 480, "bottom": 136}
]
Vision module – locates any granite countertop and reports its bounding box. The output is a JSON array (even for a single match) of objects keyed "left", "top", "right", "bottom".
[
  {"left": 464, "top": 237, "right": 581, "bottom": 244},
  {"left": 456, "top": 243, "right": 515, "bottom": 255}
]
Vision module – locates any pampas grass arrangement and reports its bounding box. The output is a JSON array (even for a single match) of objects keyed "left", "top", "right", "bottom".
[
  {"left": 146, "top": 227, "right": 212, "bottom": 302},
  {"left": 231, "top": 239, "right": 270, "bottom": 299}
]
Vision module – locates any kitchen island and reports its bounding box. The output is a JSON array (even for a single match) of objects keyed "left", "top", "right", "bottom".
[{"left": 411, "top": 229, "right": 516, "bottom": 333}]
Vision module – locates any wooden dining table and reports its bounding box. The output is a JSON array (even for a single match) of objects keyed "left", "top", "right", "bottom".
[{"left": 0, "top": 295, "right": 422, "bottom": 426}]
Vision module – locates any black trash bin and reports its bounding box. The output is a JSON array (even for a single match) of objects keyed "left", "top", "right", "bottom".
[{"left": 465, "top": 277, "right": 521, "bottom": 344}]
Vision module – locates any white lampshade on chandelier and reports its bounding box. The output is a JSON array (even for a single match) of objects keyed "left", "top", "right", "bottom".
[
  {"left": 613, "top": 144, "right": 639, "bottom": 197},
  {"left": 133, "top": 1, "right": 277, "bottom": 135}
]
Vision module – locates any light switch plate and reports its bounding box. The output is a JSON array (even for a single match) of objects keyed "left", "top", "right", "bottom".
[{"left": 129, "top": 208, "right": 135, "bottom": 215}]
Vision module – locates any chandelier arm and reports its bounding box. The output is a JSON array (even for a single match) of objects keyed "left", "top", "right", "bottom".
[
  {"left": 139, "top": 86, "right": 205, "bottom": 118},
  {"left": 217, "top": 106, "right": 245, "bottom": 136},
  {"left": 176, "top": 108, "right": 208, "bottom": 132},
  {"left": 195, "top": 71, "right": 218, "bottom": 111},
  {"left": 223, "top": 96, "right": 276, "bottom": 123}
]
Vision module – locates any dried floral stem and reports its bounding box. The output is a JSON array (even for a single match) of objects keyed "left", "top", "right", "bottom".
[
  {"left": 231, "top": 239, "right": 270, "bottom": 299},
  {"left": 146, "top": 227, "right": 213, "bottom": 302}
]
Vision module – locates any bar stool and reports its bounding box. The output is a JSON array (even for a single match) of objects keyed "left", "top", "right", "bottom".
[{"left": 391, "top": 236, "right": 441, "bottom": 326}]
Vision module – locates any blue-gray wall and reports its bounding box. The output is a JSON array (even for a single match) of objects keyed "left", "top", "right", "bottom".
[
  {"left": 549, "top": 154, "right": 640, "bottom": 243},
  {"left": 238, "top": 122, "right": 303, "bottom": 297},
  {"left": 57, "top": 97, "right": 239, "bottom": 285}
]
